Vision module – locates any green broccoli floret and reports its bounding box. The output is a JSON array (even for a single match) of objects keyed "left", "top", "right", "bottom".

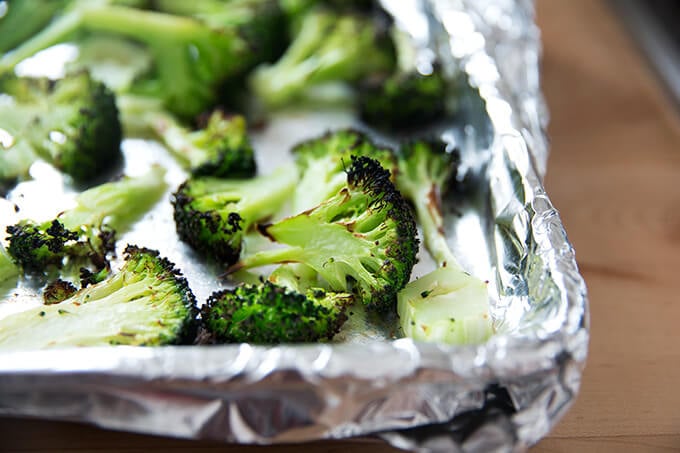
[
  {"left": 229, "top": 156, "right": 418, "bottom": 312},
  {"left": 395, "top": 140, "right": 493, "bottom": 344},
  {"left": 290, "top": 129, "right": 397, "bottom": 213},
  {"left": 119, "top": 96, "right": 256, "bottom": 178},
  {"left": 0, "top": 245, "right": 198, "bottom": 351},
  {"left": 358, "top": 28, "right": 448, "bottom": 130},
  {"left": 172, "top": 165, "right": 298, "bottom": 265},
  {"left": 0, "top": 71, "right": 122, "bottom": 186},
  {"left": 5, "top": 165, "right": 167, "bottom": 274},
  {"left": 201, "top": 264, "right": 352, "bottom": 343},
  {"left": 249, "top": 8, "right": 394, "bottom": 109},
  {"left": 0, "top": 241, "right": 19, "bottom": 284},
  {"left": 0, "top": 0, "right": 285, "bottom": 119}
]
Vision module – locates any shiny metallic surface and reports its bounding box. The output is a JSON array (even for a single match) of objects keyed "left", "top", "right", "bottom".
[{"left": 0, "top": 1, "right": 588, "bottom": 451}]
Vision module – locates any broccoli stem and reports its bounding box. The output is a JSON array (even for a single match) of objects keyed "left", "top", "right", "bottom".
[
  {"left": 0, "top": 243, "right": 20, "bottom": 284},
  {"left": 59, "top": 165, "right": 167, "bottom": 233}
]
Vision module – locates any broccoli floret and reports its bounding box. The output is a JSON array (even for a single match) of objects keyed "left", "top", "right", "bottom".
[
  {"left": 358, "top": 29, "right": 448, "bottom": 130},
  {"left": 290, "top": 129, "right": 397, "bottom": 212},
  {"left": 201, "top": 264, "right": 352, "bottom": 343},
  {"left": 120, "top": 96, "right": 256, "bottom": 178},
  {"left": 395, "top": 140, "right": 492, "bottom": 344},
  {"left": 0, "top": 245, "right": 198, "bottom": 351},
  {"left": 172, "top": 165, "right": 298, "bottom": 265},
  {"left": 229, "top": 156, "right": 418, "bottom": 312},
  {"left": 43, "top": 278, "right": 78, "bottom": 305},
  {"left": 0, "top": 0, "right": 285, "bottom": 119},
  {"left": 249, "top": 8, "right": 394, "bottom": 109},
  {"left": 0, "top": 71, "right": 122, "bottom": 185},
  {"left": 6, "top": 165, "right": 167, "bottom": 274},
  {"left": 0, "top": 241, "right": 19, "bottom": 284}
]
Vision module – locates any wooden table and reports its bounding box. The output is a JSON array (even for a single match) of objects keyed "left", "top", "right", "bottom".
[{"left": 2, "top": 0, "right": 680, "bottom": 451}]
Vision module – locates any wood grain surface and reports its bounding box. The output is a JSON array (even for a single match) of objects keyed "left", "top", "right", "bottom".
[{"left": 2, "top": 0, "right": 680, "bottom": 451}]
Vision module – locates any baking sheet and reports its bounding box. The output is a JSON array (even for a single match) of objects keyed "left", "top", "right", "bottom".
[{"left": 0, "top": 1, "right": 589, "bottom": 451}]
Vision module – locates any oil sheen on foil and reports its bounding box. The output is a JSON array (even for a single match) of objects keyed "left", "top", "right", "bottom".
[{"left": 0, "top": 1, "right": 588, "bottom": 451}]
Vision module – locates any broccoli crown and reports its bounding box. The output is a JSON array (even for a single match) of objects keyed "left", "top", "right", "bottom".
[
  {"left": 291, "top": 128, "right": 397, "bottom": 212},
  {"left": 0, "top": 72, "right": 122, "bottom": 183},
  {"left": 249, "top": 8, "right": 394, "bottom": 108},
  {"left": 397, "top": 266, "right": 492, "bottom": 345},
  {"left": 43, "top": 279, "right": 78, "bottom": 305},
  {"left": 396, "top": 139, "right": 460, "bottom": 267},
  {"left": 0, "top": 245, "right": 198, "bottom": 351},
  {"left": 172, "top": 165, "right": 298, "bottom": 265},
  {"left": 149, "top": 110, "right": 256, "bottom": 178},
  {"left": 0, "top": 1, "right": 286, "bottom": 119},
  {"left": 5, "top": 166, "right": 167, "bottom": 274},
  {"left": 359, "top": 68, "right": 447, "bottom": 130},
  {"left": 231, "top": 156, "right": 419, "bottom": 312},
  {"left": 5, "top": 219, "right": 108, "bottom": 274},
  {"left": 201, "top": 280, "right": 350, "bottom": 344}
]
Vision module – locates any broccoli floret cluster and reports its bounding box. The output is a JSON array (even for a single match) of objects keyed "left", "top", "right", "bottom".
[
  {"left": 0, "top": 71, "right": 122, "bottom": 188},
  {"left": 0, "top": 245, "right": 198, "bottom": 350},
  {"left": 0, "top": 1, "right": 491, "bottom": 349}
]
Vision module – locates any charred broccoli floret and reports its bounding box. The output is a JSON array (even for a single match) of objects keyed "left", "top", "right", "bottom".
[
  {"left": 358, "top": 28, "right": 448, "bottom": 130},
  {"left": 0, "top": 0, "right": 286, "bottom": 119},
  {"left": 120, "top": 96, "right": 256, "bottom": 178},
  {"left": 5, "top": 165, "right": 167, "bottom": 274},
  {"left": 0, "top": 71, "right": 122, "bottom": 186},
  {"left": 172, "top": 165, "right": 298, "bottom": 265},
  {"left": 229, "top": 156, "right": 418, "bottom": 312},
  {"left": 249, "top": 7, "right": 393, "bottom": 109},
  {"left": 291, "top": 129, "right": 396, "bottom": 212},
  {"left": 42, "top": 278, "right": 78, "bottom": 305},
  {"left": 395, "top": 140, "right": 492, "bottom": 344},
  {"left": 0, "top": 245, "right": 198, "bottom": 351},
  {"left": 201, "top": 265, "right": 352, "bottom": 344}
]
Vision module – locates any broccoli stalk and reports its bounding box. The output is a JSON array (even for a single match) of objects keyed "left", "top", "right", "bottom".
[
  {"left": 119, "top": 96, "right": 256, "bottom": 178},
  {"left": 201, "top": 264, "right": 352, "bottom": 344},
  {"left": 0, "top": 242, "right": 19, "bottom": 284},
  {"left": 290, "top": 129, "right": 396, "bottom": 213},
  {"left": 249, "top": 8, "right": 394, "bottom": 108},
  {"left": 395, "top": 140, "right": 492, "bottom": 344},
  {"left": 229, "top": 156, "right": 418, "bottom": 312},
  {"left": 0, "top": 245, "right": 198, "bottom": 351},
  {"left": 6, "top": 165, "right": 167, "bottom": 274},
  {"left": 0, "top": 1, "right": 284, "bottom": 119},
  {"left": 172, "top": 165, "right": 298, "bottom": 265},
  {"left": 0, "top": 0, "right": 69, "bottom": 55},
  {"left": 0, "top": 71, "right": 122, "bottom": 185}
]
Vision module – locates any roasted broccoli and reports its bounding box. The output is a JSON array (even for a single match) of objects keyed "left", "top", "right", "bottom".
[
  {"left": 290, "top": 128, "right": 397, "bottom": 213},
  {"left": 6, "top": 165, "right": 167, "bottom": 274},
  {"left": 0, "top": 0, "right": 286, "bottom": 119},
  {"left": 172, "top": 165, "right": 298, "bottom": 265},
  {"left": 249, "top": 7, "right": 393, "bottom": 109},
  {"left": 395, "top": 140, "right": 492, "bottom": 344},
  {"left": 229, "top": 156, "right": 418, "bottom": 312},
  {"left": 119, "top": 96, "right": 256, "bottom": 178},
  {"left": 201, "top": 264, "right": 352, "bottom": 343},
  {"left": 42, "top": 278, "right": 78, "bottom": 305},
  {"left": 358, "top": 28, "right": 448, "bottom": 130},
  {"left": 0, "top": 245, "right": 198, "bottom": 351},
  {"left": 0, "top": 71, "right": 122, "bottom": 186},
  {"left": 0, "top": 241, "right": 19, "bottom": 284}
]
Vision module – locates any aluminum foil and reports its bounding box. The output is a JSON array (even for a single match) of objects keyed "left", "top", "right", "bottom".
[{"left": 0, "top": 1, "right": 588, "bottom": 451}]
